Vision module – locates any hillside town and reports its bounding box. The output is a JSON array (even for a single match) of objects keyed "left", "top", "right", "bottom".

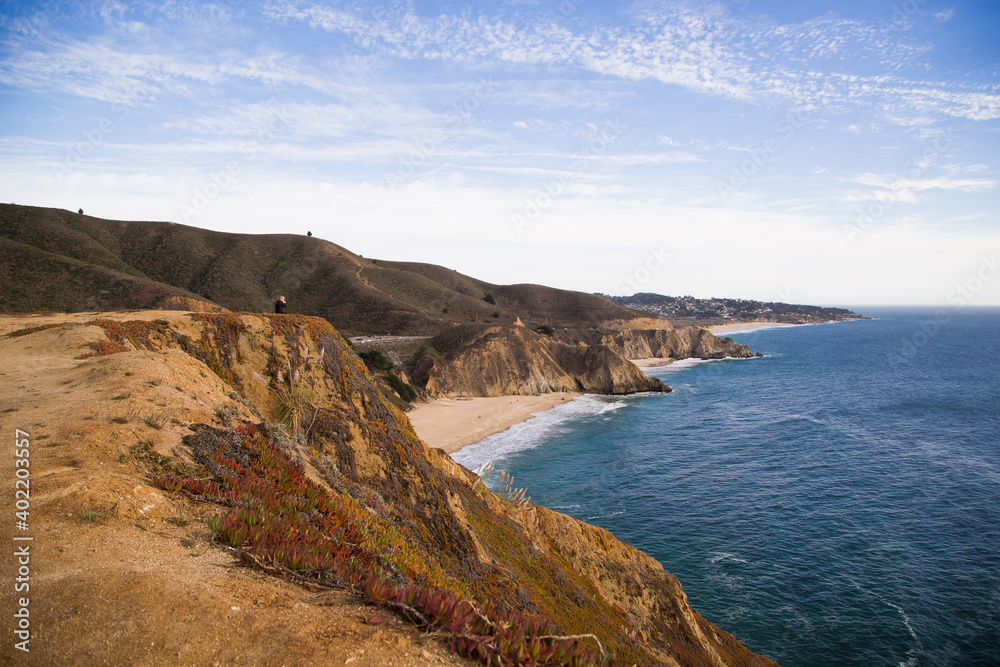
[{"left": 598, "top": 292, "right": 866, "bottom": 323}]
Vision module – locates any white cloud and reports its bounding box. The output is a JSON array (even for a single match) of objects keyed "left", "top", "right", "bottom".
[
  {"left": 1, "top": 1, "right": 997, "bottom": 306},
  {"left": 934, "top": 8, "right": 957, "bottom": 23},
  {"left": 850, "top": 171, "right": 996, "bottom": 205},
  {"left": 268, "top": 2, "right": 998, "bottom": 123}
]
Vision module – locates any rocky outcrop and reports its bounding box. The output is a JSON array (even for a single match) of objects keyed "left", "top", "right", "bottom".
[
  {"left": 598, "top": 316, "right": 674, "bottom": 330},
  {"left": 579, "top": 326, "right": 752, "bottom": 361},
  {"left": 158, "top": 295, "right": 228, "bottom": 312},
  {"left": 412, "top": 324, "right": 668, "bottom": 398}
]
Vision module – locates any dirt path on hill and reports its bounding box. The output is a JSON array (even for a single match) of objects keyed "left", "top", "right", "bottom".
[{"left": 0, "top": 311, "right": 473, "bottom": 666}]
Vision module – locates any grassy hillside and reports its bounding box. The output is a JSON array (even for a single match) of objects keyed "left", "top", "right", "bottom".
[
  {"left": 0, "top": 204, "right": 652, "bottom": 334},
  {"left": 0, "top": 236, "right": 217, "bottom": 313}
]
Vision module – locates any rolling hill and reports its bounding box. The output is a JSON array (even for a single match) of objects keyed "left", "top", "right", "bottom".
[{"left": 0, "top": 204, "right": 653, "bottom": 335}]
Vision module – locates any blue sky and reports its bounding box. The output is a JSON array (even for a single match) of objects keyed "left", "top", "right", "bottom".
[{"left": 1, "top": 0, "right": 998, "bottom": 307}]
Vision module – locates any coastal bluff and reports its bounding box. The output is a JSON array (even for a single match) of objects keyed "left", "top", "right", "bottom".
[
  {"left": 406, "top": 323, "right": 754, "bottom": 400},
  {"left": 0, "top": 310, "right": 778, "bottom": 666},
  {"left": 413, "top": 324, "right": 669, "bottom": 398},
  {"left": 593, "top": 326, "right": 753, "bottom": 361}
]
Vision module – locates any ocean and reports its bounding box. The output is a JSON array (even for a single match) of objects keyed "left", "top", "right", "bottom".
[{"left": 452, "top": 308, "right": 1000, "bottom": 666}]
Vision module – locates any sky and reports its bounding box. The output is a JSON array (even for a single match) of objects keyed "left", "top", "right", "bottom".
[{"left": 1, "top": 0, "right": 999, "bottom": 307}]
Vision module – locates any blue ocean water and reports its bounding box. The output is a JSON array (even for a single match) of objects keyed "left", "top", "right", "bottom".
[{"left": 453, "top": 308, "right": 1000, "bottom": 666}]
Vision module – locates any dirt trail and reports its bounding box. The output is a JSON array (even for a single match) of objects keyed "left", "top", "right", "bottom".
[{"left": 0, "top": 312, "right": 473, "bottom": 666}]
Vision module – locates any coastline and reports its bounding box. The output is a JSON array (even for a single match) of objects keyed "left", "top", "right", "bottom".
[
  {"left": 631, "top": 357, "right": 677, "bottom": 368},
  {"left": 411, "top": 322, "right": 791, "bottom": 456},
  {"left": 707, "top": 321, "right": 798, "bottom": 335},
  {"left": 408, "top": 393, "right": 581, "bottom": 454}
]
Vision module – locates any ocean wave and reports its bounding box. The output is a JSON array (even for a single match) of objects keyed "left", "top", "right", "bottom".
[
  {"left": 451, "top": 394, "right": 627, "bottom": 471},
  {"left": 645, "top": 355, "right": 764, "bottom": 380},
  {"left": 876, "top": 594, "right": 923, "bottom": 647},
  {"left": 650, "top": 357, "right": 721, "bottom": 374},
  {"left": 708, "top": 552, "right": 749, "bottom": 565},
  {"left": 717, "top": 323, "right": 800, "bottom": 336}
]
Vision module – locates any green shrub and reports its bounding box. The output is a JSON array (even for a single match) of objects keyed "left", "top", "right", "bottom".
[
  {"left": 483, "top": 293, "right": 496, "bottom": 305},
  {"left": 534, "top": 325, "right": 555, "bottom": 336},
  {"left": 413, "top": 344, "right": 442, "bottom": 363},
  {"left": 359, "top": 349, "right": 393, "bottom": 370},
  {"left": 386, "top": 371, "right": 417, "bottom": 402}
]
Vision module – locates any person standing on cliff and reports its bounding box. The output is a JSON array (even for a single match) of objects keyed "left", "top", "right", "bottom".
[{"left": 274, "top": 295, "right": 287, "bottom": 314}]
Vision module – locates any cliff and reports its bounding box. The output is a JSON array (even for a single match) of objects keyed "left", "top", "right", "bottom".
[
  {"left": 564, "top": 327, "right": 754, "bottom": 361},
  {"left": 0, "top": 310, "right": 777, "bottom": 666},
  {"left": 597, "top": 316, "right": 673, "bottom": 331},
  {"left": 412, "top": 324, "right": 668, "bottom": 398}
]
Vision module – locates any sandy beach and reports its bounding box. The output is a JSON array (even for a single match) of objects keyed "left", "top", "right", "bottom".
[
  {"left": 631, "top": 357, "right": 677, "bottom": 368},
  {"left": 409, "top": 322, "right": 797, "bottom": 456},
  {"left": 408, "top": 393, "right": 580, "bottom": 454},
  {"left": 708, "top": 321, "right": 797, "bottom": 335}
]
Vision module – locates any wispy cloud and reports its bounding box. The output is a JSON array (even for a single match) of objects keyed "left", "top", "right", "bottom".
[
  {"left": 1, "top": 1, "right": 997, "bottom": 305},
  {"left": 270, "top": 1, "right": 1000, "bottom": 122},
  {"left": 935, "top": 8, "right": 957, "bottom": 23},
  {"left": 850, "top": 170, "right": 996, "bottom": 204}
]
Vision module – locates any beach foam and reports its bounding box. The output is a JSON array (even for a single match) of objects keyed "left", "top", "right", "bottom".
[{"left": 451, "top": 394, "right": 628, "bottom": 471}]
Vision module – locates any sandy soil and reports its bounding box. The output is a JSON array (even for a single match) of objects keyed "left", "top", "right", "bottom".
[
  {"left": 407, "top": 394, "right": 580, "bottom": 454},
  {"left": 0, "top": 312, "right": 474, "bottom": 666},
  {"left": 707, "top": 321, "right": 797, "bottom": 335},
  {"left": 630, "top": 357, "right": 677, "bottom": 368}
]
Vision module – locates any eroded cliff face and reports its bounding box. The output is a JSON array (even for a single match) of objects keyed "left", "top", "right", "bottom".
[
  {"left": 11, "top": 312, "right": 776, "bottom": 666},
  {"left": 412, "top": 324, "right": 668, "bottom": 398},
  {"left": 597, "top": 316, "right": 674, "bottom": 331},
  {"left": 592, "top": 326, "right": 753, "bottom": 360}
]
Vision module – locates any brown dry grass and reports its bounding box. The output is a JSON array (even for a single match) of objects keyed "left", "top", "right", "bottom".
[{"left": 0, "top": 311, "right": 473, "bottom": 666}]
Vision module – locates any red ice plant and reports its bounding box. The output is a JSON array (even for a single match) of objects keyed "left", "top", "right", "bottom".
[{"left": 154, "top": 424, "right": 618, "bottom": 666}]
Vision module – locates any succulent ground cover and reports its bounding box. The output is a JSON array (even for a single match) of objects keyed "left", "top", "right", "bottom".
[{"left": 154, "top": 423, "right": 618, "bottom": 666}]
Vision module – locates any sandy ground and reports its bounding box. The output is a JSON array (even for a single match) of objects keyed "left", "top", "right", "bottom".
[
  {"left": 0, "top": 310, "right": 203, "bottom": 334},
  {"left": 630, "top": 357, "right": 677, "bottom": 368},
  {"left": 408, "top": 394, "right": 580, "bottom": 454},
  {"left": 707, "top": 321, "right": 797, "bottom": 335}
]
